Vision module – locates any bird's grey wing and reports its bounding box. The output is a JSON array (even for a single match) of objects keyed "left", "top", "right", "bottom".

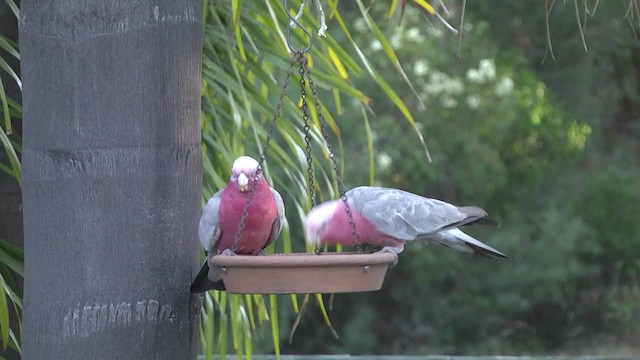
[
  {"left": 348, "top": 186, "right": 469, "bottom": 241},
  {"left": 265, "top": 187, "right": 285, "bottom": 247},
  {"left": 199, "top": 191, "right": 223, "bottom": 252}
]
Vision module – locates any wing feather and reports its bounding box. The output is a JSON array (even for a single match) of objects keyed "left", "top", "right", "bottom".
[
  {"left": 265, "top": 187, "right": 285, "bottom": 247},
  {"left": 198, "top": 191, "right": 223, "bottom": 252},
  {"left": 347, "top": 186, "right": 471, "bottom": 241}
]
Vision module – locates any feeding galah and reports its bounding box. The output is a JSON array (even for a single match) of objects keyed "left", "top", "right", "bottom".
[
  {"left": 305, "top": 186, "right": 505, "bottom": 262},
  {"left": 190, "top": 156, "right": 285, "bottom": 293}
]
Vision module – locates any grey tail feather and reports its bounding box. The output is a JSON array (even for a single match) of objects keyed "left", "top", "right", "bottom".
[
  {"left": 190, "top": 260, "right": 226, "bottom": 293},
  {"left": 472, "top": 216, "right": 499, "bottom": 227},
  {"left": 456, "top": 206, "right": 500, "bottom": 227},
  {"left": 466, "top": 241, "right": 508, "bottom": 260}
]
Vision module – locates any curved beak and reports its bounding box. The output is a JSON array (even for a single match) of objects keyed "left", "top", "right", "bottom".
[{"left": 237, "top": 173, "right": 249, "bottom": 192}]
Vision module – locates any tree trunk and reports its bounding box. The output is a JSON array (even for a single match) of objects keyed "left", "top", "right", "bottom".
[{"left": 20, "top": 1, "right": 203, "bottom": 359}]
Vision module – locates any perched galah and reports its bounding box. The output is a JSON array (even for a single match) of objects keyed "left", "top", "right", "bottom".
[
  {"left": 305, "top": 186, "right": 505, "bottom": 262},
  {"left": 190, "top": 156, "right": 285, "bottom": 293}
]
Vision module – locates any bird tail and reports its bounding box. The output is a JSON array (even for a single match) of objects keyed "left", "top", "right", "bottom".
[
  {"left": 190, "top": 260, "right": 226, "bottom": 293},
  {"left": 419, "top": 228, "right": 507, "bottom": 259},
  {"left": 444, "top": 228, "right": 507, "bottom": 259},
  {"left": 453, "top": 206, "right": 500, "bottom": 227}
]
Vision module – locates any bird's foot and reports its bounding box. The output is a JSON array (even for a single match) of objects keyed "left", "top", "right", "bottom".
[
  {"left": 220, "top": 249, "right": 238, "bottom": 256},
  {"left": 376, "top": 246, "right": 403, "bottom": 267},
  {"left": 257, "top": 249, "right": 268, "bottom": 256}
]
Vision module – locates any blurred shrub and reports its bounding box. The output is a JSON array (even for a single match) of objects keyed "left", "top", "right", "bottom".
[{"left": 280, "top": 2, "right": 640, "bottom": 355}]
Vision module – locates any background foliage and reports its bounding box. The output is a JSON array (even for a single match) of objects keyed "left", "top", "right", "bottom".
[
  {"left": 1, "top": 0, "right": 640, "bottom": 358},
  {"left": 274, "top": 1, "right": 640, "bottom": 356}
]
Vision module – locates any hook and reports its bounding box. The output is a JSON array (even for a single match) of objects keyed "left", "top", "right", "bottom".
[{"left": 284, "top": 0, "right": 313, "bottom": 53}]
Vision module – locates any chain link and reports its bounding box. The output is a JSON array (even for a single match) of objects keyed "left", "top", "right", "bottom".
[
  {"left": 232, "top": 50, "right": 360, "bottom": 253},
  {"left": 299, "top": 53, "right": 361, "bottom": 246},
  {"left": 232, "top": 56, "right": 298, "bottom": 252},
  {"left": 298, "top": 54, "right": 317, "bottom": 210}
]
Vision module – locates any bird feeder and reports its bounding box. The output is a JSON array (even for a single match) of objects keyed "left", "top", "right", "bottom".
[
  {"left": 195, "top": 2, "right": 396, "bottom": 295},
  {"left": 210, "top": 252, "right": 396, "bottom": 294}
]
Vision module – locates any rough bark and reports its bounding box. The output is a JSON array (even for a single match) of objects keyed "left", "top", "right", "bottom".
[{"left": 20, "top": 1, "right": 203, "bottom": 358}]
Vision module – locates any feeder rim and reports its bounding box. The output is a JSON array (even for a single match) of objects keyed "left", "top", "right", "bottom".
[{"left": 210, "top": 252, "right": 396, "bottom": 268}]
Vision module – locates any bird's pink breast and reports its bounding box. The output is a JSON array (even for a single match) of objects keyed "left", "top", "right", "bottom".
[
  {"left": 216, "top": 180, "right": 278, "bottom": 254},
  {"left": 322, "top": 201, "right": 404, "bottom": 248}
]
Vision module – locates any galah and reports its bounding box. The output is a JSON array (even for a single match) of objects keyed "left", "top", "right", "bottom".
[
  {"left": 190, "top": 156, "right": 285, "bottom": 293},
  {"left": 305, "top": 186, "right": 505, "bottom": 262}
]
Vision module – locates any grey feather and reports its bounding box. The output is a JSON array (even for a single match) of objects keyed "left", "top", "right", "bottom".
[
  {"left": 347, "top": 186, "right": 469, "bottom": 241},
  {"left": 266, "top": 187, "right": 285, "bottom": 247},
  {"left": 192, "top": 191, "right": 226, "bottom": 293},
  {"left": 198, "top": 191, "right": 222, "bottom": 252},
  {"left": 422, "top": 228, "right": 507, "bottom": 258},
  {"left": 346, "top": 186, "right": 506, "bottom": 259}
]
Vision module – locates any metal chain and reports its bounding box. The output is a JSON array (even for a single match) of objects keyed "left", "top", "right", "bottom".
[
  {"left": 297, "top": 53, "right": 317, "bottom": 210},
  {"left": 232, "top": 57, "right": 298, "bottom": 252},
  {"left": 299, "top": 54, "right": 361, "bottom": 246}
]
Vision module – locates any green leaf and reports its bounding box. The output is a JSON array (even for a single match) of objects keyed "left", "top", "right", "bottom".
[
  {"left": 0, "top": 248, "right": 23, "bottom": 278},
  {"left": 218, "top": 292, "right": 228, "bottom": 360},
  {"left": 203, "top": 293, "right": 215, "bottom": 360},
  {"left": 0, "top": 57, "right": 21, "bottom": 90},
  {"left": 412, "top": 0, "right": 436, "bottom": 15},
  {"left": 0, "top": 273, "right": 9, "bottom": 350},
  {"left": 0, "top": 78, "right": 12, "bottom": 136},
  {"left": 314, "top": 293, "right": 339, "bottom": 340},
  {"left": 0, "top": 118, "right": 21, "bottom": 184},
  {"left": 0, "top": 35, "right": 19, "bottom": 60},
  {"left": 269, "top": 295, "right": 279, "bottom": 359},
  {"left": 3, "top": 0, "right": 19, "bottom": 18},
  {"left": 362, "top": 105, "right": 375, "bottom": 186},
  {"left": 356, "top": 0, "right": 425, "bottom": 110},
  {"left": 388, "top": 0, "right": 400, "bottom": 19},
  {"left": 232, "top": 0, "right": 247, "bottom": 61}
]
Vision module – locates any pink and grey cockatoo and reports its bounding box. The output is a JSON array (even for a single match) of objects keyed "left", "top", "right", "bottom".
[
  {"left": 190, "top": 156, "right": 285, "bottom": 293},
  {"left": 305, "top": 186, "right": 505, "bottom": 262}
]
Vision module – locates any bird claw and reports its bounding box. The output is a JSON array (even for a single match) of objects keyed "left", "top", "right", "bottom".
[
  {"left": 220, "top": 249, "right": 237, "bottom": 256},
  {"left": 376, "top": 246, "right": 401, "bottom": 267}
]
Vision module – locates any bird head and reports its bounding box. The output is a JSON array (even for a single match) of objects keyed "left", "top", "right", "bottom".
[
  {"left": 304, "top": 200, "right": 339, "bottom": 247},
  {"left": 230, "top": 156, "right": 261, "bottom": 192}
]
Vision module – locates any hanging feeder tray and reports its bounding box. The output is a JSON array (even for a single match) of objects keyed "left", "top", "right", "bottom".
[
  {"left": 210, "top": 252, "right": 396, "bottom": 294},
  {"left": 192, "top": 9, "right": 393, "bottom": 295}
]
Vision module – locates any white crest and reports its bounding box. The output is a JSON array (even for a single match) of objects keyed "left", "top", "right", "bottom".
[
  {"left": 304, "top": 200, "right": 339, "bottom": 246},
  {"left": 232, "top": 156, "right": 260, "bottom": 175}
]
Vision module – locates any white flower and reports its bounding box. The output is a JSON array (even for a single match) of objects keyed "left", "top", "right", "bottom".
[
  {"left": 390, "top": 32, "right": 403, "bottom": 49},
  {"left": 377, "top": 152, "right": 392, "bottom": 170},
  {"left": 447, "top": 79, "right": 464, "bottom": 95},
  {"left": 405, "top": 27, "right": 424, "bottom": 42},
  {"left": 478, "top": 59, "right": 496, "bottom": 80},
  {"left": 424, "top": 71, "right": 464, "bottom": 96},
  {"left": 353, "top": 18, "right": 367, "bottom": 33},
  {"left": 466, "top": 95, "right": 481, "bottom": 109},
  {"left": 370, "top": 39, "right": 383, "bottom": 52},
  {"left": 427, "top": 26, "right": 443, "bottom": 38},
  {"left": 495, "top": 76, "right": 514, "bottom": 96},
  {"left": 413, "top": 60, "right": 429, "bottom": 77},
  {"left": 371, "top": 129, "right": 379, "bottom": 141},
  {"left": 466, "top": 68, "right": 482, "bottom": 83},
  {"left": 441, "top": 96, "right": 458, "bottom": 108},
  {"left": 424, "top": 72, "right": 446, "bottom": 95}
]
